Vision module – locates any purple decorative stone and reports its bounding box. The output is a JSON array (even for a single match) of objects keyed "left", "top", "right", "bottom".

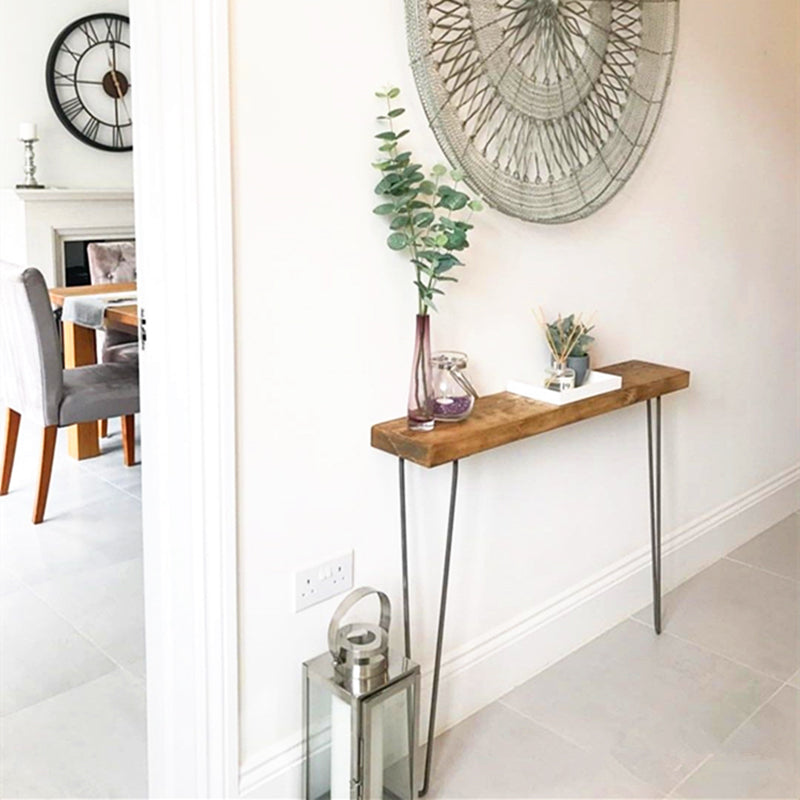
[{"left": 433, "top": 395, "right": 473, "bottom": 420}]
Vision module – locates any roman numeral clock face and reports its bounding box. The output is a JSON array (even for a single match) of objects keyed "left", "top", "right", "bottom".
[{"left": 46, "top": 14, "right": 132, "bottom": 152}]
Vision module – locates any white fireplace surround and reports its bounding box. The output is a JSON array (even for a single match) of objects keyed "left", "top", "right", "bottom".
[{"left": 0, "top": 188, "right": 134, "bottom": 285}]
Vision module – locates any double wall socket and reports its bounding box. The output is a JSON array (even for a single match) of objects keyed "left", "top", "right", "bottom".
[{"left": 295, "top": 551, "right": 353, "bottom": 611}]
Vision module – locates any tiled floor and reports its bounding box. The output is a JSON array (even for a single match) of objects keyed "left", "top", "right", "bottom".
[
  {"left": 0, "top": 416, "right": 146, "bottom": 799},
  {"left": 429, "top": 513, "right": 800, "bottom": 799},
  {"left": 1, "top": 418, "right": 798, "bottom": 799}
]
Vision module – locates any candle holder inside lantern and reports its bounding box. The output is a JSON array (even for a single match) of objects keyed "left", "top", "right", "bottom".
[{"left": 303, "top": 587, "right": 420, "bottom": 800}]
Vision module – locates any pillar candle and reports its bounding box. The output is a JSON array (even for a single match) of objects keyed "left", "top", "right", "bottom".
[
  {"left": 19, "top": 123, "right": 37, "bottom": 141},
  {"left": 330, "top": 694, "right": 352, "bottom": 800}
]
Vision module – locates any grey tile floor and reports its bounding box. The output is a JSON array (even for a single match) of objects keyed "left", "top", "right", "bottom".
[
  {"left": 1, "top": 417, "right": 798, "bottom": 799},
  {"left": 429, "top": 513, "right": 800, "bottom": 799},
  {"left": 0, "top": 416, "right": 146, "bottom": 799}
]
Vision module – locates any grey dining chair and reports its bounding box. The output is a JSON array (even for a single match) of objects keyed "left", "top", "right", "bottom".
[
  {"left": 0, "top": 262, "right": 139, "bottom": 524},
  {"left": 87, "top": 241, "right": 138, "bottom": 364},
  {"left": 87, "top": 241, "right": 138, "bottom": 438}
]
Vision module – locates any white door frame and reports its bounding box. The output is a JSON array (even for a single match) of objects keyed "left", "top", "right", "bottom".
[{"left": 130, "top": 1, "right": 239, "bottom": 796}]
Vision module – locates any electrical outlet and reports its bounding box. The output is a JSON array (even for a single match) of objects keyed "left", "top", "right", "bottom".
[{"left": 295, "top": 552, "right": 353, "bottom": 611}]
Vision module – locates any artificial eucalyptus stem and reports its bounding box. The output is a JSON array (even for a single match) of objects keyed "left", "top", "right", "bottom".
[{"left": 372, "top": 86, "right": 483, "bottom": 317}]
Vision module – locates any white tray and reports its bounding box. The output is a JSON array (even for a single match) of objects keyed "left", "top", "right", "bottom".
[{"left": 507, "top": 369, "right": 623, "bottom": 406}]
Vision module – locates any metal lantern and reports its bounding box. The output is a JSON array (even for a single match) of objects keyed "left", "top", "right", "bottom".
[{"left": 303, "top": 587, "right": 420, "bottom": 800}]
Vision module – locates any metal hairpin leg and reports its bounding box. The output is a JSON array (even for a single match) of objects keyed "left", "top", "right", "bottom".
[
  {"left": 398, "top": 457, "right": 460, "bottom": 797},
  {"left": 399, "top": 458, "right": 412, "bottom": 659},
  {"left": 646, "top": 397, "right": 662, "bottom": 634}
]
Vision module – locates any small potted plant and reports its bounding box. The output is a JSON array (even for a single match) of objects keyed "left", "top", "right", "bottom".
[{"left": 534, "top": 309, "right": 595, "bottom": 388}]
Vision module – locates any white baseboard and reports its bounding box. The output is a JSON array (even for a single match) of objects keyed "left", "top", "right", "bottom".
[{"left": 240, "top": 464, "right": 800, "bottom": 798}]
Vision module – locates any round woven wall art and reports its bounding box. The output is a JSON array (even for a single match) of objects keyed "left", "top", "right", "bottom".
[{"left": 405, "top": 0, "right": 679, "bottom": 223}]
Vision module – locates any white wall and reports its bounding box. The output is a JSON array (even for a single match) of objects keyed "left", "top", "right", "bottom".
[
  {"left": 0, "top": 0, "right": 132, "bottom": 189},
  {"left": 231, "top": 0, "right": 799, "bottom": 793}
]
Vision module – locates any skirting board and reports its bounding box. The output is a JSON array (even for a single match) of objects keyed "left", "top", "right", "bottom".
[{"left": 240, "top": 463, "right": 800, "bottom": 798}]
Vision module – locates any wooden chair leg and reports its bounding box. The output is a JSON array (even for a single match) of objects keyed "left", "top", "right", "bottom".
[
  {"left": 121, "top": 415, "right": 135, "bottom": 467},
  {"left": 33, "top": 426, "right": 57, "bottom": 525},
  {"left": 1, "top": 409, "right": 21, "bottom": 496},
  {"left": 99, "top": 419, "right": 108, "bottom": 438}
]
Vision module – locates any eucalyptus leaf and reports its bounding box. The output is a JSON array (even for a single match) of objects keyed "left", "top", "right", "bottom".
[
  {"left": 387, "top": 87, "right": 400, "bottom": 98},
  {"left": 387, "top": 232, "right": 408, "bottom": 250},
  {"left": 388, "top": 108, "right": 405, "bottom": 117},
  {"left": 437, "top": 191, "right": 469, "bottom": 211},
  {"left": 375, "top": 131, "right": 397, "bottom": 141},
  {"left": 375, "top": 173, "right": 401, "bottom": 194},
  {"left": 373, "top": 203, "right": 395, "bottom": 215},
  {"left": 431, "top": 164, "right": 447, "bottom": 177},
  {"left": 390, "top": 215, "right": 410, "bottom": 230},
  {"left": 422, "top": 297, "right": 438, "bottom": 312},
  {"left": 467, "top": 199, "right": 484, "bottom": 212}
]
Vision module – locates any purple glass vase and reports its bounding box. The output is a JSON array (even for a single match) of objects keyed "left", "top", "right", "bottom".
[{"left": 407, "top": 314, "right": 434, "bottom": 431}]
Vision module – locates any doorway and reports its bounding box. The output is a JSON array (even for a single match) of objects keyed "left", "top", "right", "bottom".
[{"left": 1, "top": 0, "right": 239, "bottom": 796}]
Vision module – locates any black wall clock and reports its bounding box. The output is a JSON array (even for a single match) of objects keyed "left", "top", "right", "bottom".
[{"left": 45, "top": 13, "right": 132, "bottom": 152}]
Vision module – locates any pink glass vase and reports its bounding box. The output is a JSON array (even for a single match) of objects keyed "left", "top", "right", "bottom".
[{"left": 407, "top": 314, "right": 434, "bottom": 431}]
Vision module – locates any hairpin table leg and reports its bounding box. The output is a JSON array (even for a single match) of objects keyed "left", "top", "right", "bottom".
[
  {"left": 647, "top": 397, "right": 662, "bottom": 634},
  {"left": 399, "top": 457, "right": 411, "bottom": 659},
  {"left": 418, "top": 459, "right": 459, "bottom": 797},
  {"left": 397, "top": 456, "right": 461, "bottom": 796}
]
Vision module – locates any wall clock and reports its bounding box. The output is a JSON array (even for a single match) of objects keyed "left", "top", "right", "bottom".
[
  {"left": 406, "top": 0, "right": 679, "bottom": 223},
  {"left": 45, "top": 13, "right": 132, "bottom": 152}
]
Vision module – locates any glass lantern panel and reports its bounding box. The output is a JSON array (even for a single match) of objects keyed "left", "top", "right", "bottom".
[
  {"left": 305, "top": 672, "right": 357, "bottom": 800},
  {"left": 362, "top": 680, "right": 417, "bottom": 800}
]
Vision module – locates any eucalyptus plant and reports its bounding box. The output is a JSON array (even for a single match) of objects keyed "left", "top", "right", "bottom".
[{"left": 372, "top": 87, "right": 482, "bottom": 316}]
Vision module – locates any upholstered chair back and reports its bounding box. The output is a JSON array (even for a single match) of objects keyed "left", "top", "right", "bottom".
[
  {"left": 87, "top": 241, "right": 136, "bottom": 285},
  {"left": 0, "top": 262, "right": 63, "bottom": 426},
  {"left": 87, "top": 241, "right": 138, "bottom": 355}
]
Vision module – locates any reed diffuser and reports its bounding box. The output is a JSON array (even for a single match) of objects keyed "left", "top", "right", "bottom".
[{"left": 534, "top": 308, "right": 595, "bottom": 391}]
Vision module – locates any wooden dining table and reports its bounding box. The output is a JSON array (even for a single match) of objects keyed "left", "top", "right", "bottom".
[{"left": 49, "top": 282, "right": 138, "bottom": 460}]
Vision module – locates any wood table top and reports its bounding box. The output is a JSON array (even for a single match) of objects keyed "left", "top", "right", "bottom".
[
  {"left": 49, "top": 282, "right": 137, "bottom": 330},
  {"left": 371, "top": 360, "right": 690, "bottom": 468}
]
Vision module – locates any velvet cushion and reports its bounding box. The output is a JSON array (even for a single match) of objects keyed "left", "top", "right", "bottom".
[{"left": 59, "top": 363, "right": 140, "bottom": 426}]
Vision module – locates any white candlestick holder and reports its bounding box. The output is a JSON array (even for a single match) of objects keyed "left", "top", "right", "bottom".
[{"left": 16, "top": 137, "right": 43, "bottom": 189}]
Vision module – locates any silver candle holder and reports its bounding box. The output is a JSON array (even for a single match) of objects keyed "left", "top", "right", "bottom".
[{"left": 16, "top": 132, "right": 43, "bottom": 189}]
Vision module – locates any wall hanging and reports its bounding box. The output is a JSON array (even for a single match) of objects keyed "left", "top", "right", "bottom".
[{"left": 405, "top": 0, "right": 679, "bottom": 223}]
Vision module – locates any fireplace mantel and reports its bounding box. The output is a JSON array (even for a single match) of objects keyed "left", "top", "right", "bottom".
[
  {"left": 0, "top": 187, "right": 135, "bottom": 285},
  {"left": 13, "top": 188, "right": 133, "bottom": 203}
]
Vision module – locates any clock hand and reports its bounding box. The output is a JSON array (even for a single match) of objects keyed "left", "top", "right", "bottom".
[{"left": 106, "top": 50, "right": 131, "bottom": 123}]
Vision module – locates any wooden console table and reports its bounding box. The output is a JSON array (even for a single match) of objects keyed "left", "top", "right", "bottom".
[{"left": 371, "top": 360, "right": 690, "bottom": 796}]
